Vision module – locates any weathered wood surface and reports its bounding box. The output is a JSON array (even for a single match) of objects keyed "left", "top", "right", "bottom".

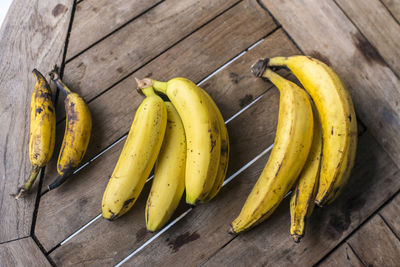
[
  {"left": 261, "top": 0, "right": 400, "bottom": 168},
  {"left": 42, "top": 0, "right": 276, "bottom": 191},
  {"left": 347, "top": 215, "right": 400, "bottom": 266},
  {"left": 318, "top": 243, "right": 363, "bottom": 267},
  {"left": 38, "top": 29, "right": 298, "bottom": 259},
  {"left": 0, "top": 0, "right": 73, "bottom": 243},
  {"left": 0, "top": 237, "right": 51, "bottom": 267},
  {"left": 335, "top": 0, "right": 400, "bottom": 76},
  {"left": 379, "top": 192, "right": 400, "bottom": 237},
  {"left": 381, "top": 0, "right": 400, "bottom": 22},
  {"left": 202, "top": 133, "right": 399, "bottom": 266},
  {"left": 66, "top": 0, "right": 162, "bottom": 60}
]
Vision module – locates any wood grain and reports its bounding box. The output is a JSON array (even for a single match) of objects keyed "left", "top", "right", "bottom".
[
  {"left": 0, "top": 237, "right": 51, "bottom": 267},
  {"left": 380, "top": 192, "right": 400, "bottom": 237},
  {"left": 335, "top": 0, "right": 400, "bottom": 75},
  {"left": 318, "top": 243, "right": 363, "bottom": 267},
  {"left": 66, "top": 0, "right": 162, "bottom": 60},
  {"left": 41, "top": 0, "right": 278, "bottom": 189},
  {"left": 261, "top": 0, "right": 400, "bottom": 168},
  {"left": 203, "top": 133, "right": 400, "bottom": 266},
  {"left": 381, "top": 0, "right": 400, "bottom": 22},
  {"left": 36, "top": 28, "right": 297, "bottom": 252},
  {"left": 0, "top": 0, "right": 73, "bottom": 242},
  {"left": 348, "top": 215, "right": 400, "bottom": 266}
]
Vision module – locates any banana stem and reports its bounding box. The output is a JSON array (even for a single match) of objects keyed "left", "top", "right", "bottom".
[
  {"left": 15, "top": 165, "right": 41, "bottom": 199},
  {"left": 152, "top": 80, "right": 168, "bottom": 94},
  {"left": 49, "top": 67, "right": 72, "bottom": 95},
  {"left": 261, "top": 68, "right": 288, "bottom": 90}
]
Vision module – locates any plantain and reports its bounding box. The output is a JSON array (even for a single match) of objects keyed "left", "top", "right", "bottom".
[
  {"left": 48, "top": 68, "right": 92, "bottom": 190},
  {"left": 145, "top": 101, "right": 186, "bottom": 231},
  {"left": 15, "top": 69, "right": 56, "bottom": 199},
  {"left": 264, "top": 56, "right": 358, "bottom": 206},
  {"left": 230, "top": 68, "right": 313, "bottom": 234},
  {"left": 102, "top": 84, "right": 167, "bottom": 220}
]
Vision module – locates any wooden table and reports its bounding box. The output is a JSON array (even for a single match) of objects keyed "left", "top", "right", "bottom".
[{"left": 1, "top": 0, "right": 400, "bottom": 266}]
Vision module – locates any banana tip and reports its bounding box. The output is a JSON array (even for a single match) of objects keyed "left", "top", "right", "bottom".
[
  {"left": 135, "top": 77, "right": 153, "bottom": 89},
  {"left": 292, "top": 234, "right": 302, "bottom": 243},
  {"left": 251, "top": 58, "right": 269, "bottom": 78},
  {"left": 228, "top": 225, "right": 238, "bottom": 235}
]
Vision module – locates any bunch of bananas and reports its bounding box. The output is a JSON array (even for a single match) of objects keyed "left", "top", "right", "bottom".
[
  {"left": 101, "top": 77, "right": 229, "bottom": 231},
  {"left": 15, "top": 67, "right": 92, "bottom": 198},
  {"left": 230, "top": 55, "right": 357, "bottom": 242}
]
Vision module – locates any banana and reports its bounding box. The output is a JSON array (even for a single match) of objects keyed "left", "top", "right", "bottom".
[
  {"left": 102, "top": 84, "right": 167, "bottom": 220},
  {"left": 260, "top": 55, "right": 358, "bottom": 206},
  {"left": 15, "top": 69, "right": 56, "bottom": 198},
  {"left": 145, "top": 102, "right": 186, "bottom": 232},
  {"left": 290, "top": 103, "right": 322, "bottom": 242},
  {"left": 138, "top": 78, "right": 221, "bottom": 205},
  {"left": 231, "top": 69, "right": 313, "bottom": 234},
  {"left": 201, "top": 90, "right": 229, "bottom": 202},
  {"left": 48, "top": 69, "right": 92, "bottom": 190}
]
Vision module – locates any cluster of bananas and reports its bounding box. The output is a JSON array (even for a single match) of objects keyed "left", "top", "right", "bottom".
[
  {"left": 15, "top": 68, "right": 92, "bottom": 198},
  {"left": 101, "top": 77, "right": 229, "bottom": 231},
  {"left": 230, "top": 55, "right": 357, "bottom": 242}
]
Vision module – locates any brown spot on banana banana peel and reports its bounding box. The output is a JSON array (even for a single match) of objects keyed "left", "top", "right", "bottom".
[
  {"left": 107, "top": 209, "right": 117, "bottom": 221},
  {"left": 123, "top": 198, "right": 135, "bottom": 208}
]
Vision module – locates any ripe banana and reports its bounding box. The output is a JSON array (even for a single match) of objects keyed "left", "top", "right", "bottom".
[
  {"left": 231, "top": 69, "right": 313, "bottom": 234},
  {"left": 48, "top": 69, "right": 92, "bottom": 190},
  {"left": 102, "top": 85, "right": 167, "bottom": 220},
  {"left": 15, "top": 69, "right": 56, "bottom": 199},
  {"left": 139, "top": 77, "right": 221, "bottom": 205},
  {"left": 201, "top": 90, "right": 229, "bottom": 202},
  {"left": 290, "top": 103, "right": 322, "bottom": 242},
  {"left": 145, "top": 102, "right": 186, "bottom": 232},
  {"left": 263, "top": 55, "right": 358, "bottom": 206}
]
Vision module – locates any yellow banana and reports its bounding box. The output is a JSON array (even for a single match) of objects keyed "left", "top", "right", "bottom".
[
  {"left": 145, "top": 102, "right": 186, "bottom": 232},
  {"left": 15, "top": 69, "right": 56, "bottom": 198},
  {"left": 290, "top": 103, "right": 322, "bottom": 242},
  {"left": 48, "top": 69, "right": 92, "bottom": 190},
  {"left": 231, "top": 69, "right": 313, "bottom": 234},
  {"left": 102, "top": 85, "right": 167, "bottom": 220},
  {"left": 264, "top": 55, "right": 358, "bottom": 206},
  {"left": 139, "top": 78, "right": 221, "bottom": 205},
  {"left": 201, "top": 90, "right": 229, "bottom": 202}
]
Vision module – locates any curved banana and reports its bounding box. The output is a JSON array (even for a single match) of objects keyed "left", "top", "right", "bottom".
[
  {"left": 290, "top": 103, "right": 322, "bottom": 242},
  {"left": 102, "top": 85, "right": 167, "bottom": 220},
  {"left": 263, "top": 55, "right": 358, "bottom": 206},
  {"left": 146, "top": 102, "right": 186, "bottom": 232},
  {"left": 201, "top": 90, "right": 229, "bottom": 202},
  {"left": 231, "top": 69, "right": 313, "bottom": 234},
  {"left": 48, "top": 69, "right": 92, "bottom": 190},
  {"left": 15, "top": 69, "right": 56, "bottom": 198},
  {"left": 139, "top": 78, "right": 221, "bottom": 205}
]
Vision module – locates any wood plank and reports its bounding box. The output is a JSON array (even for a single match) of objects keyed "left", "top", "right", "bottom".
[
  {"left": 36, "top": 28, "right": 297, "bottom": 252},
  {"left": 201, "top": 132, "right": 400, "bottom": 266},
  {"left": 381, "top": 0, "right": 400, "bottom": 22},
  {"left": 0, "top": 237, "right": 51, "bottom": 267},
  {"left": 61, "top": 0, "right": 240, "bottom": 105},
  {"left": 318, "top": 243, "right": 363, "bottom": 267},
  {"left": 380, "top": 192, "right": 400, "bottom": 237},
  {"left": 0, "top": 0, "right": 73, "bottom": 242},
  {"left": 335, "top": 0, "right": 400, "bottom": 75},
  {"left": 46, "top": 32, "right": 298, "bottom": 264},
  {"left": 261, "top": 0, "right": 400, "bottom": 167},
  {"left": 41, "top": 0, "right": 277, "bottom": 189},
  {"left": 348, "top": 215, "right": 400, "bottom": 266},
  {"left": 66, "top": 0, "right": 162, "bottom": 60}
]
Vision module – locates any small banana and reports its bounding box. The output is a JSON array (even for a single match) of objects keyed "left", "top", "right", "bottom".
[
  {"left": 201, "top": 90, "right": 229, "bottom": 202},
  {"left": 145, "top": 102, "right": 186, "bottom": 232},
  {"left": 139, "top": 77, "right": 221, "bottom": 205},
  {"left": 48, "top": 69, "right": 92, "bottom": 190},
  {"left": 15, "top": 69, "right": 56, "bottom": 198},
  {"left": 231, "top": 69, "right": 313, "bottom": 234},
  {"left": 262, "top": 55, "right": 358, "bottom": 206},
  {"left": 102, "top": 84, "right": 167, "bottom": 220},
  {"left": 290, "top": 103, "right": 322, "bottom": 242}
]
